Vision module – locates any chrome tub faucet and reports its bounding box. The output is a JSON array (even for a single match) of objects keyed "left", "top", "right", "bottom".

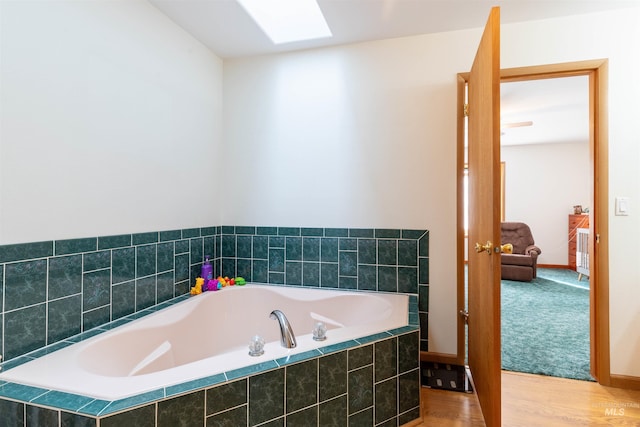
[{"left": 270, "top": 310, "right": 297, "bottom": 349}]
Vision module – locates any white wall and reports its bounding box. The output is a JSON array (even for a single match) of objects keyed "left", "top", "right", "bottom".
[
  {"left": 223, "top": 33, "right": 478, "bottom": 356},
  {"left": 502, "top": 141, "right": 591, "bottom": 265},
  {"left": 0, "top": 0, "right": 224, "bottom": 244},
  {"left": 223, "top": 7, "right": 640, "bottom": 377},
  {"left": 2, "top": 1, "right": 637, "bottom": 378},
  {"left": 501, "top": 9, "right": 640, "bottom": 379}
]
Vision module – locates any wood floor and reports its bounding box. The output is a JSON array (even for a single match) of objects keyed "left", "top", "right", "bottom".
[{"left": 417, "top": 371, "right": 640, "bottom": 426}]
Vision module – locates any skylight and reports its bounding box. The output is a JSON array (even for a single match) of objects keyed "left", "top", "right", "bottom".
[{"left": 236, "top": 0, "right": 332, "bottom": 44}]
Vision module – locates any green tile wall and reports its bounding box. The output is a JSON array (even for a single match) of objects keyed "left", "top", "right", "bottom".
[
  {"left": 0, "top": 226, "right": 429, "bottom": 362},
  {"left": 0, "top": 227, "right": 219, "bottom": 362},
  {"left": 214, "top": 226, "right": 430, "bottom": 352},
  {"left": 0, "top": 230, "right": 423, "bottom": 426}
]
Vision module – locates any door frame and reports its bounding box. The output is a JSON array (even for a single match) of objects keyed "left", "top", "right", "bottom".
[{"left": 456, "top": 59, "right": 611, "bottom": 385}]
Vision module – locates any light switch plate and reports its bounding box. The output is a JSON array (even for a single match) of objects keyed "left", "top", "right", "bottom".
[{"left": 615, "top": 197, "right": 630, "bottom": 216}]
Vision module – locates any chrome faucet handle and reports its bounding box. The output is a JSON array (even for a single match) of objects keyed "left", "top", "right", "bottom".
[
  {"left": 248, "top": 335, "right": 265, "bottom": 357},
  {"left": 312, "top": 322, "right": 327, "bottom": 341}
]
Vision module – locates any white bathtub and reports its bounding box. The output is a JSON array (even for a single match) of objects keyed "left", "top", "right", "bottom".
[{"left": 0, "top": 285, "right": 408, "bottom": 401}]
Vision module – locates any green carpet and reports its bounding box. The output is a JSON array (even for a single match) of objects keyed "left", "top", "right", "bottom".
[
  {"left": 537, "top": 267, "right": 589, "bottom": 290},
  {"left": 501, "top": 272, "right": 594, "bottom": 381}
]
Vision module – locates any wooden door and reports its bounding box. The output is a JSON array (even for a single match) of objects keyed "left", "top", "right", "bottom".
[{"left": 467, "top": 7, "right": 501, "bottom": 427}]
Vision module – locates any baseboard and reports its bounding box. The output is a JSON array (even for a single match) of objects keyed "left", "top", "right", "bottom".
[
  {"left": 538, "top": 264, "right": 571, "bottom": 269},
  {"left": 609, "top": 374, "right": 640, "bottom": 390},
  {"left": 420, "top": 351, "right": 463, "bottom": 365}
]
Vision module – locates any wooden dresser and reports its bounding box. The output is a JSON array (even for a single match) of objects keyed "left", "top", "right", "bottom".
[{"left": 568, "top": 214, "right": 589, "bottom": 270}]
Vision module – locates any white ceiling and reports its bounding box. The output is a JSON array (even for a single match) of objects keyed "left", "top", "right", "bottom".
[
  {"left": 149, "top": 0, "right": 637, "bottom": 59},
  {"left": 148, "top": 0, "right": 621, "bottom": 146},
  {"left": 500, "top": 76, "right": 589, "bottom": 146}
]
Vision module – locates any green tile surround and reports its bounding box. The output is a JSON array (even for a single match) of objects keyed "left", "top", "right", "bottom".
[
  {"left": 0, "top": 289, "right": 419, "bottom": 425},
  {"left": 0, "top": 226, "right": 427, "bottom": 426}
]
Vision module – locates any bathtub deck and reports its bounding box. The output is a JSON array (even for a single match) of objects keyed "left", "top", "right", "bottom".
[{"left": 0, "top": 287, "right": 419, "bottom": 419}]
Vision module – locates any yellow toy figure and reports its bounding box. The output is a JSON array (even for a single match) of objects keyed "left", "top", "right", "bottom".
[
  {"left": 500, "top": 243, "right": 513, "bottom": 254},
  {"left": 190, "top": 277, "right": 205, "bottom": 295}
]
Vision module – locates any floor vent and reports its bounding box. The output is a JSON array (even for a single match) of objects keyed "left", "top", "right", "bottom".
[{"left": 420, "top": 361, "right": 473, "bottom": 393}]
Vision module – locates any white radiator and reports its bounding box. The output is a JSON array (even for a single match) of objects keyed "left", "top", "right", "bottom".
[{"left": 576, "top": 228, "right": 589, "bottom": 280}]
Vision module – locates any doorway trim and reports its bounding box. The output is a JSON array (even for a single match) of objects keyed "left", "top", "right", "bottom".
[{"left": 456, "top": 59, "right": 611, "bottom": 385}]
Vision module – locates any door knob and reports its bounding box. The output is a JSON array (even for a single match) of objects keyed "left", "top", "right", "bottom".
[{"left": 475, "top": 241, "right": 493, "bottom": 254}]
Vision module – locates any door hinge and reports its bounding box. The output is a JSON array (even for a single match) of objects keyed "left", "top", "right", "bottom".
[
  {"left": 596, "top": 233, "right": 600, "bottom": 243},
  {"left": 463, "top": 103, "right": 469, "bottom": 117},
  {"left": 459, "top": 309, "right": 469, "bottom": 324}
]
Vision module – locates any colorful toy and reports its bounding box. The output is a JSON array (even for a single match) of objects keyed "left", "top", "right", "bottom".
[
  {"left": 192, "top": 276, "right": 246, "bottom": 295},
  {"left": 500, "top": 243, "right": 513, "bottom": 254},
  {"left": 190, "top": 277, "right": 205, "bottom": 295},
  {"left": 207, "top": 278, "right": 219, "bottom": 291}
]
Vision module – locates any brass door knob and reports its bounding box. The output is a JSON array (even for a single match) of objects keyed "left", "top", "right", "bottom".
[{"left": 475, "top": 241, "right": 493, "bottom": 254}]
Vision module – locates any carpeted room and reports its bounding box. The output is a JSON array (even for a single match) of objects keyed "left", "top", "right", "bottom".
[
  {"left": 496, "top": 76, "right": 593, "bottom": 381},
  {"left": 502, "top": 267, "right": 591, "bottom": 381},
  {"left": 451, "top": 265, "right": 592, "bottom": 387},
  {"left": 447, "top": 90, "right": 594, "bottom": 385}
]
